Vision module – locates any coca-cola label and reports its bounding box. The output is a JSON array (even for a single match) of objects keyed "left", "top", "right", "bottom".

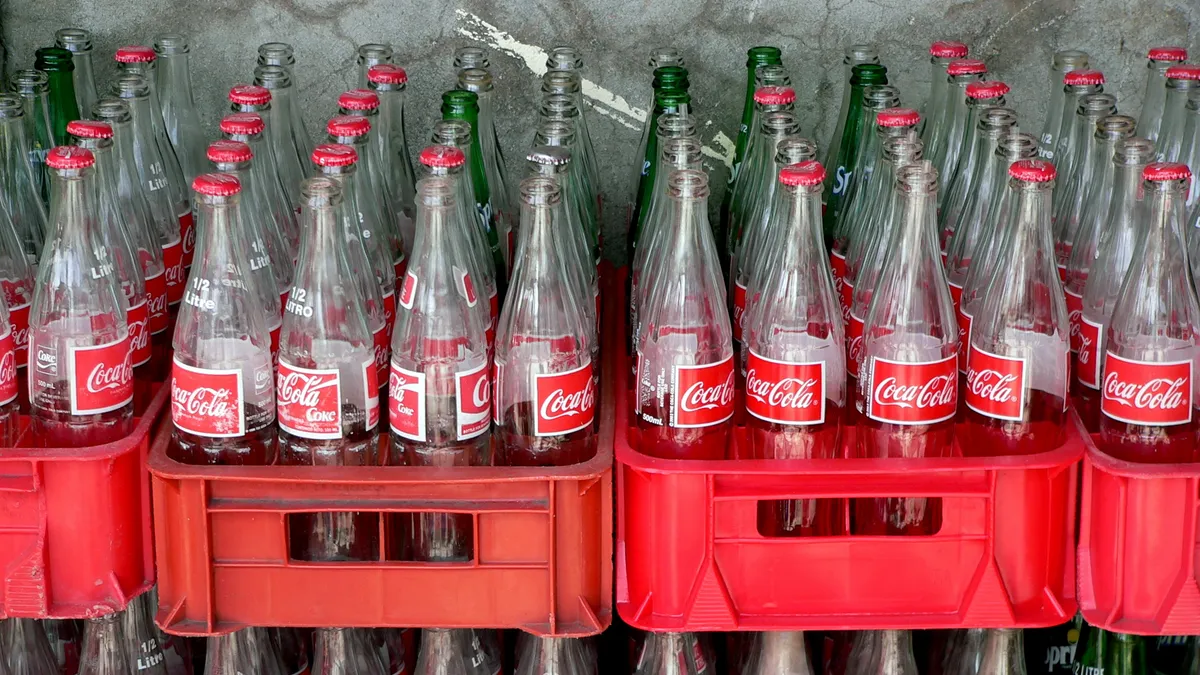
[
  {"left": 671, "top": 355, "right": 735, "bottom": 428},
  {"left": 374, "top": 326, "right": 390, "bottom": 392},
  {"left": 1101, "top": 353, "right": 1193, "bottom": 426},
  {"left": 127, "top": 298, "right": 151, "bottom": 367},
  {"left": 965, "top": 346, "right": 1026, "bottom": 422},
  {"left": 9, "top": 300, "right": 29, "bottom": 368},
  {"left": 949, "top": 282, "right": 964, "bottom": 319},
  {"left": 732, "top": 281, "right": 746, "bottom": 343},
  {"left": 457, "top": 267, "right": 478, "bottom": 308},
  {"left": 455, "top": 361, "right": 491, "bottom": 440},
  {"left": 1065, "top": 288, "right": 1083, "bottom": 354},
  {"left": 745, "top": 350, "right": 825, "bottom": 425},
  {"left": 846, "top": 312, "right": 865, "bottom": 379},
  {"left": 163, "top": 238, "right": 185, "bottom": 305},
  {"left": 171, "top": 360, "right": 245, "bottom": 436},
  {"left": 389, "top": 363, "right": 425, "bottom": 441},
  {"left": 1077, "top": 316, "right": 1103, "bottom": 389},
  {"left": 70, "top": 336, "right": 133, "bottom": 415},
  {"left": 0, "top": 328, "right": 16, "bottom": 405},
  {"left": 534, "top": 361, "right": 595, "bottom": 436},
  {"left": 865, "top": 354, "right": 958, "bottom": 425},
  {"left": 492, "top": 361, "right": 504, "bottom": 424},
  {"left": 364, "top": 359, "right": 380, "bottom": 430},
  {"left": 487, "top": 289, "right": 498, "bottom": 348},
  {"left": 179, "top": 211, "right": 196, "bottom": 269},
  {"left": 394, "top": 257, "right": 407, "bottom": 286},
  {"left": 399, "top": 271, "right": 418, "bottom": 310},
  {"left": 145, "top": 270, "right": 169, "bottom": 334},
  {"left": 277, "top": 361, "right": 343, "bottom": 439},
  {"left": 956, "top": 306, "right": 972, "bottom": 374}
]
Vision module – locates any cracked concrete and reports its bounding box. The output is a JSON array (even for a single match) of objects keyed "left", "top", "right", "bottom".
[{"left": 3, "top": 0, "right": 1198, "bottom": 262}]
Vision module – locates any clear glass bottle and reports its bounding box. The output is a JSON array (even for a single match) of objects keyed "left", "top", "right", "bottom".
[
  {"left": 538, "top": 94, "right": 600, "bottom": 258},
  {"left": 943, "top": 628, "right": 986, "bottom": 675},
  {"left": 368, "top": 63, "right": 417, "bottom": 258},
  {"left": 0, "top": 95, "right": 49, "bottom": 266},
  {"left": 152, "top": 34, "right": 207, "bottom": 184},
  {"left": 633, "top": 633, "right": 714, "bottom": 675},
  {"left": 920, "top": 40, "right": 969, "bottom": 138},
  {"left": 1180, "top": 90, "right": 1200, "bottom": 211},
  {"left": 313, "top": 628, "right": 387, "bottom": 675},
  {"left": 533, "top": 116, "right": 605, "bottom": 274},
  {"left": 222, "top": 111, "right": 301, "bottom": 259},
  {"left": 121, "top": 594, "right": 169, "bottom": 675},
  {"left": 9, "top": 70, "right": 54, "bottom": 205},
  {"left": 1049, "top": 71, "right": 1107, "bottom": 175},
  {"left": 0, "top": 194, "right": 33, "bottom": 415},
  {"left": 1037, "top": 49, "right": 1090, "bottom": 159},
  {"left": 459, "top": 68, "right": 516, "bottom": 270},
  {"left": 743, "top": 631, "right": 813, "bottom": 675},
  {"left": 977, "top": 630, "right": 1026, "bottom": 675},
  {"left": 1137, "top": 47, "right": 1188, "bottom": 144},
  {"left": 928, "top": 59, "right": 987, "bottom": 198},
  {"left": 630, "top": 88, "right": 691, "bottom": 258},
  {"left": 728, "top": 100, "right": 798, "bottom": 280},
  {"left": 514, "top": 636, "right": 593, "bottom": 675},
  {"left": 829, "top": 84, "right": 901, "bottom": 249},
  {"left": 939, "top": 105, "right": 1017, "bottom": 260},
  {"left": 939, "top": 81, "right": 1011, "bottom": 224},
  {"left": 356, "top": 44, "right": 393, "bottom": 87},
  {"left": 540, "top": 49, "right": 604, "bottom": 226},
  {"left": 55, "top": 28, "right": 99, "bottom": 120},
  {"left": 204, "top": 627, "right": 283, "bottom": 675},
  {"left": 257, "top": 41, "right": 313, "bottom": 178},
  {"left": 1052, "top": 92, "right": 1119, "bottom": 277},
  {"left": 1155, "top": 65, "right": 1200, "bottom": 163},
  {"left": 77, "top": 615, "right": 129, "bottom": 675},
  {"left": 848, "top": 631, "right": 918, "bottom": 675}
]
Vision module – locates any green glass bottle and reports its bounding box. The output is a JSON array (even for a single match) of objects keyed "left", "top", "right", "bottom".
[
  {"left": 33, "top": 47, "right": 80, "bottom": 147},
  {"left": 1075, "top": 627, "right": 1150, "bottom": 675},
  {"left": 441, "top": 89, "right": 506, "bottom": 281},
  {"left": 821, "top": 63, "right": 888, "bottom": 244},
  {"left": 625, "top": 66, "right": 688, "bottom": 255},
  {"left": 627, "top": 89, "right": 691, "bottom": 253}
]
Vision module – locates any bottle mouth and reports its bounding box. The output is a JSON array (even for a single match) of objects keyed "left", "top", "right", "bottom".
[
  {"left": 996, "top": 132, "right": 1039, "bottom": 161},
  {"left": 430, "top": 120, "right": 472, "bottom": 147},
  {"left": 760, "top": 111, "right": 800, "bottom": 137},
  {"left": 253, "top": 65, "right": 292, "bottom": 89},
  {"left": 662, "top": 138, "right": 703, "bottom": 168},
  {"left": 542, "top": 70, "right": 581, "bottom": 95},
  {"left": 111, "top": 74, "right": 151, "bottom": 99},
  {"left": 883, "top": 136, "right": 925, "bottom": 163},
  {"left": 534, "top": 120, "right": 576, "bottom": 147},
  {"left": 895, "top": 160, "right": 939, "bottom": 193},
  {"left": 540, "top": 93, "right": 578, "bottom": 117},
  {"left": 457, "top": 68, "right": 493, "bottom": 93},
  {"left": 9, "top": 70, "right": 48, "bottom": 95},
  {"left": 55, "top": 28, "right": 92, "bottom": 51},
  {"left": 546, "top": 46, "right": 583, "bottom": 71},
  {"left": 775, "top": 137, "right": 818, "bottom": 166},
  {"left": 519, "top": 176, "right": 562, "bottom": 206},
  {"left": 300, "top": 176, "right": 343, "bottom": 206},
  {"left": 649, "top": 47, "right": 683, "bottom": 68},
  {"left": 356, "top": 44, "right": 393, "bottom": 62},
  {"left": 0, "top": 95, "right": 24, "bottom": 119},
  {"left": 667, "top": 169, "right": 710, "bottom": 199},
  {"left": 1093, "top": 114, "right": 1136, "bottom": 142},
  {"left": 1052, "top": 50, "right": 1090, "bottom": 70},
  {"left": 453, "top": 47, "right": 490, "bottom": 70},
  {"left": 978, "top": 106, "right": 1018, "bottom": 131},
  {"left": 91, "top": 98, "right": 132, "bottom": 124},
  {"left": 1113, "top": 138, "right": 1157, "bottom": 165},
  {"left": 656, "top": 113, "right": 696, "bottom": 139},
  {"left": 153, "top": 34, "right": 189, "bottom": 54}
]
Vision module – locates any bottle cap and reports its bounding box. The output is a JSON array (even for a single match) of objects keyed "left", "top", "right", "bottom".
[
  {"left": 207, "top": 140, "right": 253, "bottom": 164},
  {"left": 1149, "top": 47, "right": 1188, "bottom": 61},
  {"left": 876, "top": 108, "right": 920, "bottom": 127},
  {"left": 527, "top": 146, "right": 572, "bottom": 167},
  {"left": 192, "top": 173, "right": 241, "bottom": 197},
  {"left": 1063, "top": 69, "right": 1105, "bottom": 85},
  {"left": 220, "top": 113, "right": 265, "bottom": 136},
  {"left": 338, "top": 89, "right": 380, "bottom": 111},
  {"left": 311, "top": 143, "right": 358, "bottom": 167},
  {"left": 779, "top": 160, "right": 825, "bottom": 186},
  {"left": 419, "top": 145, "right": 465, "bottom": 168},
  {"left": 115, "top": 46, "right": 156, "bottom": 63},
  {"left": 1009, "top": 159, "right": 1056, "bottom": 182},
  {"left": 930, "top": 41, "right": 968, "bottom": 58},
  {"left": 228, "top": 84, "right": 271, "bottom": 106},
  {"left": 46, "top": 145, "right": 94, "bottom": 170},
  {"left": 1166, "top": 65, "right": 1200, "bottom": 81},
  {"left": 368, "top": 64, "right": 408, "bottom": 85},
  {"left": 66, "top": 120, "right": 113, "bottom": 139},
  {"left": 327, "top": 115, "right": 371, "bottom": 137},
  {"left": 966, "top": 80, "right": 1010, "bottom": 99},
  {"left": 753, "top": 86, "right": 795, "bottom": 106},
  {"left": 946, "top": 59, "right": 986, "bottom": 76},
  {"left": 1143, "top": 162, "right": 1192, "bottom": 181}
]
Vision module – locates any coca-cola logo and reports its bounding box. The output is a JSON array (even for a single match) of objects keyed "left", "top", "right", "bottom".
[
  {"left": 171, "top": 360, "right": 244, "bottom": 437},
  {"left": 681, "top": 371, "right": 735, "bottom": 412},
  {"left": 163, "top": 239, "right": 186, "bottom": 304},
  {"left": 846, "top": 313, "right": 865, "bottom": 377},
  {"left": 967, "top": 370, "right": 1018, "bottom": 403},
  {"left": 173, "top": 385, "right": 233, "bottom": 419},
  {"left": 747, "top": 372, "right": 820, "bottom": 409},
  {"left": 389, "top": 363, "right": 426, "bottom": 441},
  {"left": 9, "top": 301, "right": 29, "bottom": 367},
  {"left": 86, "top": 350, "right": 133, "bottom": 393},
  {"left": 1076, "top": 316, "right": 1102, "bottom": 389},
  {"left": 964, "top": 344, "right": 1027, "bottom": 422},
  {"left": 181, "top": 212, "right": 196, "bottom": 254},
  {"left": 534, "top": 361, "right": 595, "bottom": 436},
  {"left": 671, "top": 356, "right": 735, "bottom": 428},
  {"left": 745, "top": 352, "right": 826, "bottom": 425},
  {"left": 277, "top": 362, "right": 343, "bottom": 439},
  {"left": 35, "top": 344, "right": 57, "bottom": 375},
  {"left": 0, "top": 332, "right": 16, "bottom": 405},
  {"left": 732, "top": 282, "right": 746, "bottom": 343},
  {"left": 873, "top": 375, "right": 956, "bottom": 409},
  {"left": 128, "top": 302, "right": 151, "bottom": 366},
  {"left": 147, "top": 285, "right": 168, "bottom": 319},
  {"left": 278, "top": 371, "right": 338, "bottom": 407},
  {"left": 1101, "top": 353, "right": 1192, "bottom": 426},
  {"left": 866, "top": 354, "right": 957, "bottom": 425},
  {"left": 1104, "top": 374, "right": 1187, "bottom": 409},
  {"left": 1065, "top": 289, "right": 1083, "bottom": 353}
]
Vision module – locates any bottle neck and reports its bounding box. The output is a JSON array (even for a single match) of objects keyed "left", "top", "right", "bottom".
[
  {"left": 157, "top": 53, "right": 196, "bottom": 105},
  {"left": 783, "top": 184, "right": 825, "bottom": 253},
  {"left": 49, "top": 171, "right": 95, "bottom": 242},
  {"left": 72, "top": 51, "right": 98, "bottom": 101},
  {"left": 981, "top": 629, "right": 1025, "bottom": 675},
  {"left": 876, "top": 630, "right": 915, "bottom": 675},
  {"left": 758, "top": 631, "right": 809, "bottom": 673},
  {"left": 1104, "top": 633, "right": 1147, "bottom": 675},
  {"left": 1147, "top": 181, "right": 1189, "bottom": 246},
  {"left": 895, "top": 181, "right": 940, "bottom": 261},
  {"left": 514, "top": 196, "right": 559, "bottom": 273}
]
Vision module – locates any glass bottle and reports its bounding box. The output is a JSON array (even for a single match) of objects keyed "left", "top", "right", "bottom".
[
  {"left": 849, "top": 631, "right": 918, "bottom": 675},
  {"left": 254, "top": 64, "right": 309, "bottom": 214},
  {"left": 977, "top": 630, "right": 1025, "bottom": 675},
  {"left": 943, "top": 629, "right": 986, "bottom": 675},
  {"left": 413, "top": 629, "right": 492, "bottom": 675},
  {"left": 939, "top": 80, "right": 1011, "bottom": 224},
  {"left": 280, "top": 176, "right": 380, "bottom": 562},
  {"left": 9, "top": 70, "right": 54, "bottom": 204},
  {"left": 121, "top": 594, "right": 169, "bottom": 675},
  {"left": 1099, "top": 162, "right": 1200, "bottom": 463},
  {"left": 630, "top": 89, "right": 692, "bottom": 256},
  {"left": 1137, "top": 47, "right": 1188, "bottom": 144},
  {"left": 205, "top": 628, "right": 285, "bottom": 675},
  {"left": 855, "top": 161, "right": 956, "bottom": 534},
  {"left": 29, "top": 146, "right": 134, "bottom": 447},
  {"left": 631, "top": 64, "right": 689, "bottom": 256},
  {"left": 1053, "top": 93, "right": 1119, "bottom": 277},
  {"left": 961, "top": 159, "right": 1069, "bottom": 456},
  {"left": 1155, "top": 65, "right": 1200, "bottom": 163},
  {"left": 1076, "top": 138, "right": 1156, "bottom": 432},
  {"left": 1048, "top": 70, "right": 1106, "bottom": 171},
  {"left": 368, "top": 63, "right": 417, "bottom": 258},
  {"left": 533, "top": 115, "right": 607, "bottom": 274},
  {"left": 633, "top": 633, "right": 714, "bottom": 675},
  {"left": 55, "top": 28, "right": 99, "bottom": 120},
  {"left": 920, "top": 40, "right": 969, "bottom": 138},
  {"left": 442, "top": 90, "right": 506, "bottom": 281},
  {"left": 541, "top": 50, "right": 604, "bottom": 226},
  {"left": 223, "top": 110, "right": 301, "bottom": 259},
  {"left": 168, "top": 173, "right": 276, "bottom": 466},
  {"left": 34, "top": 47, "right": 81, "bottom": 146},
  {"left": 77, "top": 615, "right": 129, "bottom": 675},
  {"left": 515, "top": 636, "right": 594, "bottom": 675},
  {"left": 928, "top": 59, "right": 987, "bottom": 199},
  {"left": 538, "top": 94, "right": 600, "bottom": 258},
  {"left": 743, "top": 631, "right": 812, "bottom": 675},
  {"left": 0, "top": 196, "right": 33, "bottom": 417},
  {"left": 1075, "top": 629, "right": 1150, "bottom": 675},
  {"left": 1180, "top": 90, "right": 1200, "bottom": 211},
  {"left": 456, "top": 69, "right": 517, "bottom": 272},
  {"left": 356, "top": 44, "right": 393, "bottom": 87},
  {"left": 823, "top": 63, "right": 889, "bottom": 242},
  {"left": 543, "top": 68, "right": 603, "bottom": 236},
  {"left": 0, "top": 95, "right": 49, "bottom": 266},
  {"left": 313, "top": 628, "right": 387, "bottom": 675},
  {"left": 940, "top": 105, "right": 1017, "bottom": 262},
  {"left": 828, "top": 84, "right": 902, "bottom": 252},
  {"left": 152, "top": 34, "right": 207, "bottom": 184},
  {"left": 823, "top": 44, "right": 881, "bottom": 207},
  {"left": 727, "top": 91, "right": 796, "bottom": 267},
  {"left": 1037, "top": 49, "right": 1090, "bottom": 159}
]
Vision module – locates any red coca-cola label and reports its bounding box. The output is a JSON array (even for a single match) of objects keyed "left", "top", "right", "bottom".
[
  {"left": 8, "top": 300, "right": 29, "bottom": 368},
  {"left": 732, "top": 281, "right": 747, "bottom": 343},
  {"left": 949, "top": 282, "right": 964, "bottom": 319},
  {"left": 399, "top": 270, "right": 418, "bottom": 309},
  {"left": 745, "top": 350, "right": 825, "bottom": 424},
  {"left": 455, "top": 360, "right": 491, "bottom": 440},
  {"left": 127, "top": 298, "right": 151, "bottom": 367},
  {"left": 1101, "top": 353, "right": 1193, "bottom": 426},
  {"left": 865, "top": 354, "right": 957, "bottom": 425},
  {"left": 277, "top": 361, "right": 343, "bottom": 439},
  {"left": 492, "top": 361, "right": 504, "bottom": 425},
  {"left": 964, "top": 346, "right": 1026, "bottom": 421},
  {"left": 389, "top": 363, "right": 425, "bottom": 440},
  {"left": 1077, "top": 316, "right": 1103, "bottom": 389},
  {"left": 846, "top": 312, "right": 865, "bottom": 379},
  {"left": 1056, "top": 260, "right": 1068, "bottom": 284},
  {"left": 0, "top": 328, "right": 16, "bottom": 405},
  {"left": 280, "top": 288, "right": 290, "bottom": 312},
  {"left": 394, "top": 256, "right": 407, "bottom": 287},
  {"left": 179, "top": 211, "right": 196, "bottom": 269},
  {"left": 269, "top": 319, "right": 281, "bottom": 364},
  {"left": 671, "top": 355, "right": 735, "bottom": 428},
  {"left": 163, "top": 238, "right": 186, "bottom": 305},
  {"left": 364, "top": 359, "right": 379, "bottom": 429},
  {"left": 458, "top": 267, "right": 478, "bottom": 307},
  {"left": 829, "top": 250, "right": 847, "bottom": 293},
  {"left": 145, "top": 270, "right": 169, "bottom": 334},
  {"left": 373, "top": 326, "right": 390, "bottom": 392},
  {"left": 534, "top": 361, "right": 595, "bottom": 436},
  {"left": 171, "top": 360, "right": 245, "bottom": 436},
  {"left": 488, "top": 289, "right": 499, "bottom": 348},
  {"left": 69, "top": 336, "right": 133, "bottom": 415},
  {"left": 1065, "top": 288, "right": 1083, "bottom": 354}
]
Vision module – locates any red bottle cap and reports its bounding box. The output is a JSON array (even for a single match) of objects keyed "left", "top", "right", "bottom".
[
  {"left": 930, "top": 41, "right": 968, "bottom": 58},
  {"left": 338, "top": 89, "right": 380, "bottom": 111},
  {"left": 753, "top": 86, "right": 796, "bottom": 106},
  {"left": 946, "top": 59, "right": 986, "bottom": 76},
  {"left": 419, "top": 146, "right": 466, "bottom": 168},
  {"left": 228, "top": 84, "right": 271, "bottom": 106},
  {"left": 46, "top": 146, "right": 94, "bottom": 170},
  {"left": 207, "top": 140, "right": 253, "bottom": 164},
  {"left": 965, "top": 80, "right": 1010, "bottom": 100},
  {"left": 327, "top": 115, "right": 371, "bottom": 137},
  {"left": 1143, "top": 162, "right": 1192, "bottom": 182},
  {"left": 368, "top": 64, "right": 408, "bottom": 85},
  {"left": 311, "top": 143, "right": 359, "bottom": 167},
  {"left": 1009, "top": 159, "right": 1056, "bottom": 183},
  {"left": 779, "top": 160, "right": 825, "bottom": 187},
  {"left": 876, "top": 108, "right": 920, "bottom": 127},
  {"left": 1166, "top": 64, "right": 1200, "bottom": 81},
  {"left": 1149, "top": 46, "right": 1188, "bottom": 61},
  {"left": 1063, "top": 69, "right": 1105, "bottom": 86},
  {"left": 66, "top": 120, "right": 113, "bottom": 139},
  {"left": 220, "top": 113, "right": 265, "bottom": 136},
  {"left": 114, "top": 46, "right": 156, "bottom": 63},
  {"left": 192, "top": 173, "right": 242, "bottom": 197}
]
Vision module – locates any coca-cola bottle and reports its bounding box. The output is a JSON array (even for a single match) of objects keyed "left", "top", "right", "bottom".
[
  {"left": 920, "top": 41, "right": 969, "bottom": 138},
  {"left": 272, "top": 627, "right": 311, "bottom": 675},
  {"left": 1155, "top": 65, "right": 1200, "bottom": 163},
  {"left": 253, "top": 63, "right": 309, "bottom": 213},
  {"left": 41, "top": 617, "right": 83, "bottom": 675},
  {"left": 1181, "top": 92, "right": 1200, "bottom": 212},
  {"left": 849, "top": 631, "right": 918, "bottom": 675},
  {"left": 152, "top": 34, "right": 207, "bottom": 184},
  {"left": 1099, "top": 162, "right": 1200, "bottom": 463},
  {"left": 855, "top": 161, "right": 957, "bottom": 534},
  {"left": 514, "top": 636, "right": 593, "bottom": 675},
  {"left": 9, "top": 70, "right": 54, "bottom": 205},
  {"left": 0, "top": 95, "right": 49, "bottom": 267},
  {"left": 942, "top": 629, "right": 985, "bottom": 675},
  {"left": 939, "top": 95, "right": 1014, "bottom": 251},
  {"left": 940, "top": 81, "right": 1010, "bottom": 214},
  {"left": 1050, "top": 75, "right": 1109, "bottom": 184},
  {"left": 537, "top": 96, "right": 601, "bottom": 259},
  {"left": 77, "top": 615, "right": 129, "bottom": 675},
  {"left": 55, "top": 28, "right": 99, "bottom": 122},
  {"left": 1137, "top": 47, "right": 1189, "bottom": 144},
  {"left": 742, "top": 632, "right": 812, "bottom": 675},
  {"left": 927, "top": 59, "right": 987, "bottom": 196},
  {"left": 169, "top": 173, "right": 276, "bottom": 465},
  {"left": 960, "top": 159, "right": 1069, "bottom": 456},
  {"left": 205, "top": 628, "right": 286, "bottom": 675},
  {"left": 314, "top": 628, "right": 386, "bottom": 675},
  {"left": 280, "top": 176, "right": 380, "bottom": 562},
  {"left": 634, "top": 169, "right": 732, "bottom": 460},
  {"left": 544, "top": 47, "right": 603, "bottom": 215},
  {"left": 121, "top": 594, "right": 169, "bottom": 675},
  {"left": 29, "top": 146, "right": 133, "bottom": 446},
  {"left": 357, "top": 44, "right": 393, "bottom": 86},
  {"left": 1036, "top": 50, "right": 1091, "bottom": 159},
  {"left": 1051, "top": 92, "right": 1117, "bottom": 261},
  {"left": 368, "top": 64, "right": 417, "bottom": 258},
  {"left": 221, "top": 106, "right": 300, "bottom": 259},
  {"left": 633, "top": 633, "right": 714, "bottom": 675},
  {"left": 741, "top": 161, "right": 845, "bottom": 536},
  {"left": 728, "top": 88, "right": 797, "bottom": 266},
  {"left": 145, "top": 587, "right": 191, "bottom": 675},
  {"left": 0, "top": 292, "right": 19, "bottom": 443}
]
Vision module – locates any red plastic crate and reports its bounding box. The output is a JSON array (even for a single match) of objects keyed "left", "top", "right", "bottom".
[
  {"left": 1078, "top": 432, "right": 1200, "bottom": 635},
  {"left": 615, "top": 359, "right": 1083, "bottom": 631},
  {"left": 0, "top": 384, "right": 168, "bottom": 619}
]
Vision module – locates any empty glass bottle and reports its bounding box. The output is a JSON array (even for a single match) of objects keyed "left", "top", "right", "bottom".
[
  {"left": 939, "top": 80, "right": 1010, "bottom": 218},
  {"left": 1053, "top": 93, "right": 1119, "bottom": 277},
  {"left": 631, "top": 64, "right": 689, "bottom": 254},
  {"left": 823, "top": 44, "right": 880, "bottom": 215},
  {"left": 1037, "top": 49, "right": 1090, "bottom": 159},
  {"left": 1049, "top": 70, "right": 1106, "bottom": 173},
  {"left": 1138, "top": 47, "right": 1188, "bottom": 144},
  {"left": 728, "top": 90, "right": 796, "bottom": 267},
  {"left": 34, "top": 47, "right": 81, "bottom": 146},
  {"left": 1156, "top": 65, "right": 1200, "bottom": 162},
  {"left": 823, "top": 63, "right": 889, "bottom": 241},
  {"left": 920, "top": 40, "right": 969, "bottom": 138},
  {"left": 368, "top": 63, "right": 417, "bottom": 258},
  {"left": 848, "top": 631, "right": 919, "bottom": 675},
  {"left": 55, "top": 28, "right": 99, "bottom": 120},
  {"left": 633, "top": 633, "right": 714, "bottom": 675},
  {"left": 357, "top": 44, "right": 393, "bottom": 87},
  {"left": 255, "top": 63, "right": 310, "bottom": 212},
  {"left": 77, "top": 615, "right": 129, "bottom": 675},
  {"left": 538, "top": 95, "right": 600, "bottom": 257},
  {"left": 630, "top": 88, "right": 692, "bottom": 255},
  {"left": 542, "top": 48, "right": 603, "bottom": 226},
  {"left": 152, "top": 34, "right": 207, "bottom": 185},
  {"left": 442, "top": 90, "right": 506, "bottom": 281},
  {"left": 9, "top": 70, "right": 54, "bottom": 204},
  {"left": 928, "top": 59, "right": 987, "bottom": 198},
  {"left": 940, "top": 104, "right": 1017, "bottom": 257},
  {"left": 314, "top": 628, "right": 387, "bottom": 675},
  {"left": 258, "top": 41, "right": 313, "bottom": 177},
  {"left": 122, "top": 594, "right": 169, "bottom": 675},
  {"left": 223, "top": 110, "right": 301, "bottom": 258},
  {"left": 0, "top": 95, "right": 48, "bottom": 266}
]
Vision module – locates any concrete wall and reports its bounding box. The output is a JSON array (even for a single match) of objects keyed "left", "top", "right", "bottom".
[{"left": 3, "top": 0, "right": 1198, "bottom": 261}]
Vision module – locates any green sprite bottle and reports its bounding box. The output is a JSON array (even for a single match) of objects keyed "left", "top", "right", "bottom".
[
  {"left": 1075, "top": 626, "right": 1151, "bottom": 675},
  {"left": 822, "top": 62, "right": 888, "bottom": 244},
  {"left": 441, "top": 90, "right": 506, "bottom": 281},
  {"left": 627, "top": 88, "right": 691, "bottom": 253},
  {"left": 34, "top": 47, "right": 80, "bottom": 148}
]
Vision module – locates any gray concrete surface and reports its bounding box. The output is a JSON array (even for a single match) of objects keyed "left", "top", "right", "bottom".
[{"left": 3, "top": 0, "right": 1198, "bottom": 262}]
